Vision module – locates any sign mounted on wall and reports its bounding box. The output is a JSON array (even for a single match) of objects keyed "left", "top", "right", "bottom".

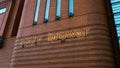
[
  {"left": 48, "top": 28, "right": 89, "bottom": 41},
  {"left": 17, "top": 27, "right": 90, "bottom": 48}
]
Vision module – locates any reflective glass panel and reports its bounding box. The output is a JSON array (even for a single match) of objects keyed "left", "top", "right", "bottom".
[
  {"left": 0, "top": 7, "right": 6, "bottom": 14},
  {"left": 33, "top": 0, "right": 41, "bottom": 25},
  {"left": 110, "top": 0, "right": 120, "bottom": 47},
  {"left": 44, "top": 0, "right": 50, "bottom": 23},
  {"left": 56, "top": 0, "right": 61, "bottom": 20},
  {"left": 68, "top": 0, "right": 74, "bottom": 17}
]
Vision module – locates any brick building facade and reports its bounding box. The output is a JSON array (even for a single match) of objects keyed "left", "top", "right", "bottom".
[{"left": 0, "top": 0, "right": 119, "bottom": 68}]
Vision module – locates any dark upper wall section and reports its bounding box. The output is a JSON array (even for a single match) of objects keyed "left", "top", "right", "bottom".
[
  {"left": 0, "top": 0, "right": 25, "bottom": 67},
  {"left": 0, "top": 0, "right": 12, "bottom": 36}
]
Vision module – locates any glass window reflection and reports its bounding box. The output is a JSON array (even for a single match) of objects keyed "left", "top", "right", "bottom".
[
  {"left": 33, "top": 0, "right": 41, "bottom": 25},
  {"left": 44, "top": 0, "right": 50, "bottom": 23},
  {"left": 56, "top": 0, "right": 61, "bottom": 20},
  {"left": 0, "top": 7, "right": 6, "bottom": 14},
  {"left": 110, "top": 0, "right": 120, "bottom": 47},
  {"left": 68, "top": 0, "right": 74, "bottom": 17}
]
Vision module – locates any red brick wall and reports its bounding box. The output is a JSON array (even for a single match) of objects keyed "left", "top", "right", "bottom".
[
  {"left": 0, "top": 0, "right": 14, "bottom": 67},
  {"left": 0, "top": 1, "right": 12, "bottom": 36},
  {"left": 0, "top": 0, "right": 23, "bottom": 67},
  {"left": 0, "top": 37, "right": 15, "bottom": 67},
  {"left": 10, "top": 0, "right": 117, "bottom": 68}
]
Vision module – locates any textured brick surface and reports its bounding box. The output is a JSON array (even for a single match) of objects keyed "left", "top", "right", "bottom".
[
  {"left": 0, "top": 37, "right": 15, "bottom": 66},
  {"left": 0, "top": 0, "right": 119, "bottom": 68},
  {"left": 0, "top": 0, "right": 22, "bottom": 67},
  {"left": 11, "top": 0, "right": 116, "bottom": 68}
]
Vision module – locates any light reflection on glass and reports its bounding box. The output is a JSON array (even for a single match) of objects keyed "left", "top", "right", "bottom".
[
  {"left": 111, "top": 0, "right": 120, "bottom": 46},
  {"left": 68, "top": 0, "right": 74, "bottom": 17},
  {"left": 33, "top": 0, "right": 41, "bottom": 25},
  {"left": 0, "top": 7, "right": 6, "bottom": 14},
  {"left": 44, "top": 0, "right": 50, "bottom": 23},
  {"left": 56, "top": 0, "right": 61, "bottom": 20}
]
